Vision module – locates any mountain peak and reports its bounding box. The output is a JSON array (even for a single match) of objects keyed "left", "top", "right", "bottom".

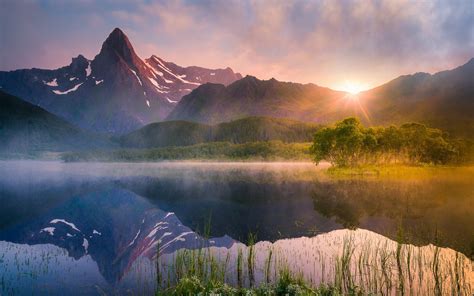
[
  {"left": 240, "top": 75, "right": 259, "bottom": 83},
  {"left": 110, "top": 27, "right": 125, "bottom": 36},
  {"left": 228, "top": 75, "right": 259, "bottom": 89},
  {"left": 98, "top": 28, "right": 138, "bottom": 65},
  {"left": 69, "top": 55, "right": 89, "bottom": 72},
  {"left": 70, "top": 54, "right": 87, "bottom": 65},
  {"left": 103, "top": 27, "right": 133, "bottom": 50}
]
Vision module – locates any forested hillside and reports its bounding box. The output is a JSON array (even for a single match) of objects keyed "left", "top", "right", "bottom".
[{"left": 119, "top": 116, "right": 320, "bottom": 148}]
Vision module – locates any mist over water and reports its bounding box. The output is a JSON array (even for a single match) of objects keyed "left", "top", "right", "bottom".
[{"left": 0, "top": 161, "right": 472, "bottom": 294}]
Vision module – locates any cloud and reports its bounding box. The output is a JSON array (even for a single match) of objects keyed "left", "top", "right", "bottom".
[{"left": 1, "top": 0, "right": 473, "bottom": 89}]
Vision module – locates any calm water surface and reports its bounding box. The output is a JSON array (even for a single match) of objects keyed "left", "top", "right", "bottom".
[{"left": 0, "top": 161, "right": 472, "bottom": 295}]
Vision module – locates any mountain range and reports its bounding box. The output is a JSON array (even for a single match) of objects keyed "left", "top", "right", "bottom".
[
  {"left": 168, "top": 59, "right": 474, "bottom": 137},
  {"left": 0, "top": 28, "right": 242, "bottom": 133},
  {"left": 0, "top": 27, "right": 472, "bottom": 144}
]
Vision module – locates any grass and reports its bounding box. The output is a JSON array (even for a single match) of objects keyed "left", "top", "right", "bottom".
[
  {"left": 154, "top": 232, "right": 473, "bottom": 295},
  {"left": 156, "top": 250, "right": 328, "bottom": 296}
]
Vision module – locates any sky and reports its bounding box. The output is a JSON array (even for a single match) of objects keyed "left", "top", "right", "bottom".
[{"left": 1, "top": 0, "right": 473, "bottom": 91}]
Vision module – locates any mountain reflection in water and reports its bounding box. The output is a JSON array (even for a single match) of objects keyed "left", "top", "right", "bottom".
[{"left": 0, "top": 161, "right": 472, "bottom": 295}]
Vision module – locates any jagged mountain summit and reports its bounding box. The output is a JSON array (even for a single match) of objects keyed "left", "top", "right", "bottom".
[{"left": 0, "top": 28, "right": 242, "bottom": 133}]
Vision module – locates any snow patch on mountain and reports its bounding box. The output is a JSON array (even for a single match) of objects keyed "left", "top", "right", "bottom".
[
  {"left": 158, "top": 231, "right": 194, "bottom": 252},
  {"left": 148, "top": 65, "right": 164, "bottom": 78},
  {"left": 146, "top": 222, "right": 169, "bottom": 238},
  {"left": 85, "top": 62, "right": 92, "bottom": 77},
  {"left": 148, "top": 67, "right": 173, "bottom": 84},
  {"left": 158, "top": 232, "right": 173, "bottom": 242},
  {"left": 52, "top": 83, "right": 83, "bottom": 95},
  {"left": 164, "top": 212, "right": 174, "bottom": 219},
  {"left": 44, "top": 78, "right": 58, "bottom": 87},
  {"left": 152, "top": 60, "right": 199, "bottom": 86},
  {"left": 154, "top": 88, "right": 169, "bottom": 94},
  {"left": 128, "top": 229, "right": 141, "bottom": 247},
  {"left": 82, "top": 238, "right": 89, "bottom": 253},
  {"left": 50, "top": 219, "right": 80, "bottom": 232},
  {"left": 130, "top": 69, "right": 142, "bottom": 86},
  {"left": 40, "top": 227, "right": 55, "bottom": 236},
  {"left": 152, "top": 56, "right": 168, "bottom": 69},
  {"left": 163, "top": 77, "right": 174, "bottom": 84},
  {"left": 148, "top": 77, "right": 160, "bottom": 88}
]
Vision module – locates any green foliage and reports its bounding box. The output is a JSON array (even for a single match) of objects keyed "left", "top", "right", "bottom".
[
  {"left": 120, "top": 116, "right": 320, "bottom": 149},
  {"left": 214, "top": 116, "right": 320, "bottom": 144},
  {"left": 275, "top": 267, "right": 315, "bottom": 295},
  {"left": 170, "top": 276, "right": 205, "bottom": 295},
  {"left": 155, "top": 228, "right": 472, "bottom": 296},
  {"left": 61, "top": 141, "right": 312, "bottom": 162},
  {"left": 120, "top": 120, "right": 212, "bottom": 148},
  {"left": 310, "top": 117, "right": 471, "bottom": 167}
]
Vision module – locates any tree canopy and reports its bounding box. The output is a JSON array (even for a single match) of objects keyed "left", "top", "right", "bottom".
[{"left": 310, "top": 118, "right": 470, "bottom": 167}]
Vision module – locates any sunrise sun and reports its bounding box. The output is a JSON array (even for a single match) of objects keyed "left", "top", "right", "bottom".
[{"left": 339, "top": 81, "right": 368, "bottom": 95}]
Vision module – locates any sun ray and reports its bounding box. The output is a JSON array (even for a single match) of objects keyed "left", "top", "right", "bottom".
[{"left": 338, "top": 81, "right": 369, "bottom": 95}]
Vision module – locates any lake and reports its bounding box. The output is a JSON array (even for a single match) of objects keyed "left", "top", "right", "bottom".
[{"left": 0, "top": 161, "right": 473, "bottom": 295}]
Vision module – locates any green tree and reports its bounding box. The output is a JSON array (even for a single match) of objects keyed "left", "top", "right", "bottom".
[
  {"left": 310, "top": 117, "right": 465, "bottom": 167},
  {"left": 310, "top": 117, "right": 365, "bottom": 167}
]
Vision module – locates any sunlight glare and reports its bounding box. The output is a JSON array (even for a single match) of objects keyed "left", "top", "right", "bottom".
[{"left": 340, "top": 81, "right": 368, "bottom": 95}]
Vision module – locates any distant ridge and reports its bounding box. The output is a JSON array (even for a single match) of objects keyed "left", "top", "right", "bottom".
[
  {"left": 166, "top": 75, "right": 347, "bottom": 124},
  {"left": 0, "top": 90, "right": 112, "bottom": 153},
  {"left": 167, "top": 59, "right": 474, "bottom": 137},
  {"left": 119, "top": 116, "right": 320, "bottom": 148},
  {"left": 357, "top": 57, "right": 474, "bottom": 137}
]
